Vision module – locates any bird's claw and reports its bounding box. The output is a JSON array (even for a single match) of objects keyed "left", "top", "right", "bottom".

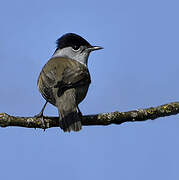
[{"left": 34, "top": 113, "right": 46, "bottom": 131}]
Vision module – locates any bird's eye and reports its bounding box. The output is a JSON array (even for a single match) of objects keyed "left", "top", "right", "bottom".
[{"left": 72, "top": 45, "right": 80, "bottom": 51}]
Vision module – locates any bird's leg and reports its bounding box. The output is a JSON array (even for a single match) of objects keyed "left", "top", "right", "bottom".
[
  {"left": 34, "top": 101, "right": 48, "bottom": 130},
  {"left": 77, "top": 106, "right": 83, "bottom": 118},
  {"left": 35, "top": 101, "right": 48, "bottom": 117}
]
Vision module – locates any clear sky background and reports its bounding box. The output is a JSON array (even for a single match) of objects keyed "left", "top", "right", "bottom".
[{"left": 0, "top": 0, "right": 179, "bottom": 179}]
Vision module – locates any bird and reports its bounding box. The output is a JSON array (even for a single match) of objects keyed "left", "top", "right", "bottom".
[{"left": 36, "top": 33, "right": 103, "bottom": 132}]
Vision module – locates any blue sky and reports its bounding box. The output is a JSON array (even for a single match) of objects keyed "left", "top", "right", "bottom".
[{"left": 0, "top": 0, "right": 179, "bottom": 179}]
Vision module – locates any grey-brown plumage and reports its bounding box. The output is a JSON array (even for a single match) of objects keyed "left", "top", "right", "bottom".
[
  {"left": 38, "top": 57, "right": 91, "bottom": 132},
  {"left": 36, "top": 33, "right": 103, "bottom": 132}
]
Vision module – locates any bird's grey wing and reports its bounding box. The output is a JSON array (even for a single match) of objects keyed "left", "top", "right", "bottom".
[
  {"left": 38, "top": 57, "right": 91, "bottom": 104},
  {"left": 37, "top": 65, "right": 57, "bottom": 105},
  {"left": 54, "top": 64, "right": 91, "bottom": 97}
]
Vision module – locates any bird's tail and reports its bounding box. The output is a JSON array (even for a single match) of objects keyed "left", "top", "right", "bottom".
[
  {"left": 57, "top": 89, "right": 82, "bottom": 132},
  {"left": 58, "top": 107, "right": 82, "bottom": 132}
]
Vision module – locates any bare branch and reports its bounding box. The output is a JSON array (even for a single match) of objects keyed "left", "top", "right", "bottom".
[{"left": 0, "top": 102, "right": 179, "bottom": 130}]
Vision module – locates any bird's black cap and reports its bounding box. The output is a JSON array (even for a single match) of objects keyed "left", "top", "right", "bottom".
[{"left": 56, "top": 33, "right": 91, "bottom": 50}]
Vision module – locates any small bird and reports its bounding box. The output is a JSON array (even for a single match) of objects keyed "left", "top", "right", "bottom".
[{"left": 36, "top": 33, "right": 103, "bottom": 132}]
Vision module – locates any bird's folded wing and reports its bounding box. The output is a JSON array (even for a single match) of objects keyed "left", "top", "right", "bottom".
[
  {"left": 54, "top": 63, "right": 91, "bottom": 97},
  {"left": 37, "top": 57, "right": 91, "bottom": 103}
]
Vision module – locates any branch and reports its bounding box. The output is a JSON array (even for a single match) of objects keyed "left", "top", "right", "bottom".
[{"left": 0, "top": 102, "right": 179, "bottom": 130}]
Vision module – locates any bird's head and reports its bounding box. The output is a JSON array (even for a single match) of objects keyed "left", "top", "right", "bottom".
[{"left": 53, "top": 33, "right": 103, "bottom": 65}]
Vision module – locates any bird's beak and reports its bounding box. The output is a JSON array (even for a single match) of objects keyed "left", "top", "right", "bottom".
[{"left": 88, "top": 46, "right": 103, "bottom": 52}]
